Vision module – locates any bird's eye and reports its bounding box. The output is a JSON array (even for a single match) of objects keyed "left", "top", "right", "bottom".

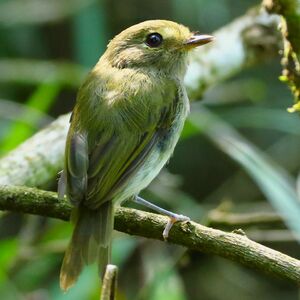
[{"left": 145, "top": 33, "right": 163, "bottom": 48}]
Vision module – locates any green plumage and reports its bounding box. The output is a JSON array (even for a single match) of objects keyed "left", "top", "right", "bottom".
[{"left": 58, "top": 19, "right": 209, "bottom": 291}]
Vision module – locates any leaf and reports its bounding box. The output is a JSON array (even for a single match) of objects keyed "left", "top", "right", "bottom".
[
  {"left": 181, "top": 105, "right": 300, "bottom": 139},
  {"left": 213, "top": 106, "right": 300, "bottom": 135},
  {"left": 1, "top": 82, "right": 60, "bottom": 152},
  {"left": 188, "top": 107, "right": 300, "bottom": 240}
]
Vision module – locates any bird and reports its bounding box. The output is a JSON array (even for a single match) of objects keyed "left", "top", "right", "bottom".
[{"left": 58, "top": 19, "right": 214, "bottom": 291}]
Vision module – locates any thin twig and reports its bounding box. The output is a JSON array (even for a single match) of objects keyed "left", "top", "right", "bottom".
[
  {"left": 263, "top": 0, "right": 300, "bottom": 111},
  {"left": 208, "top": 209, "right": 284, "bottom": 228},
  {"left": 100, "top": 265, "right": 118, "bottom": 300}
]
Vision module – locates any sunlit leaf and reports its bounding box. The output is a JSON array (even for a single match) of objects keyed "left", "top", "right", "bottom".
[{"left": 0, "top": 238, "right": 19, "bottom": 281}]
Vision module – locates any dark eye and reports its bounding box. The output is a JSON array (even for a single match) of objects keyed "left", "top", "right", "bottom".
[{"left": 145, "top": 33, "right": 163, "bottom": 48}]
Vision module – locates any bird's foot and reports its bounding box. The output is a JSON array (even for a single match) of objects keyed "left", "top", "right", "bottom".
[
  {"left": 163, "top": 214, "right": 190, "bottom": 240},
  {"left": 133, "top": 196, "right": 190, "bottom": 240}
]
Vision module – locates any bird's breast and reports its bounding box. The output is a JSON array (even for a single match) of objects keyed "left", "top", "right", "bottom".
[{"left": 116, "top": 86, "right": 189, "bottom": 203}]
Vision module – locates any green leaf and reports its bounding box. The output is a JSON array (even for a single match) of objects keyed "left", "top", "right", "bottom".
[
  {"left": 0, "top": 238, "right": 18, "bottom": 277},
  {"left": 1, "top": 82, "right": 60, "bottom": 152},
  {"left": 189, "top": 107, "right": 300, "bottom": 240}
]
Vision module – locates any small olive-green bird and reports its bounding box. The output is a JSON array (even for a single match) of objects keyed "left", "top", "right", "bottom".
[{"left": 58, "top": 19, "right": 213, "bottom": 291}]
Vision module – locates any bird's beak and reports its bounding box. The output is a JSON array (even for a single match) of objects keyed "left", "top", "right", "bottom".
[{"left": 184, "top": 33, "right": 214, "bottom": 49}]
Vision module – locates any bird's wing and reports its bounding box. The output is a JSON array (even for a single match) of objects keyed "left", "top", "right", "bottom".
[
  {"left": 62, "top": 122, "right": 89, "bottom": 206},
  {"left": 84, "top": 126, "right": 162, "bottom": 209}
]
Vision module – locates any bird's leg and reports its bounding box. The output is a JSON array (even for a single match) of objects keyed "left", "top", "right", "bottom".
[{"left": 133, "top": 196, "right": 190, "bottom": 240}]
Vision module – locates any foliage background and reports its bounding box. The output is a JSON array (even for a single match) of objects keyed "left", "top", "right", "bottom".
[{"left": 0, "top": 0, "right": 299, "bottom": 299}]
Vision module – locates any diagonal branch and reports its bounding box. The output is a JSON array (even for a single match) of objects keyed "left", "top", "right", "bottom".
[{"left": 0, "top": 185, "right": 299, "bottom": 284}]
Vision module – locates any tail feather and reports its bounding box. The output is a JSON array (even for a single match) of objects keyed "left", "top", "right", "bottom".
[{"left": 60, "top": 201, "right": 114, "bottom": 291}]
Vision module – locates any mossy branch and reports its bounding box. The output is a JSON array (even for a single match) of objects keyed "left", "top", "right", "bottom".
[{"left": 0, "top": 185, "right": 299, "bottom": 285}]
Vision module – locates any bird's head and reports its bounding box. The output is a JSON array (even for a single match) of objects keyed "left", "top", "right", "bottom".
[{"left": 103, "top": 20, "right": 214, "bottom": 76}]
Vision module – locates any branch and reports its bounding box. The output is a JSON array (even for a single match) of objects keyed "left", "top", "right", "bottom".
[
  {"left": 0, "top": 185, "right": 299, "bottom": 284},
  {"left": 246, "top": 229, "right": 299, "bottom": 243},
  {"left": 186, "top": 7, "right": 280, "bottom": 99},
  {"left": 207, "top": 210, "right": 284, "bottom": 229},
  {"left": 100, "top": 265, "right": 118, "bottom": 300},
  {"left": 207, "top": 210, "right": 299, "bottom": 243},
  {"left": 0, "top": 114, "right": 69, "bottom": 187}
]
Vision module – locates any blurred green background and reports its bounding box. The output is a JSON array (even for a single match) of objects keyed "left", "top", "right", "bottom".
[{"left": 0, "top": 0, "right": 299, "bottom": 299}]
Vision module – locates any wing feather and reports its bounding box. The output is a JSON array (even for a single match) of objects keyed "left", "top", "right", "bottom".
[
  {"left": 85, "top": 128, "right": 161, "bottom": 209},
  {"left": 65, "top": 131, "right": 89, "bottom": 205}
]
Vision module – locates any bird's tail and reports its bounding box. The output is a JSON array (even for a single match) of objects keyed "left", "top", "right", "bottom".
[{"left": 60, "top": 201, "right": 114, "bottom": 291}]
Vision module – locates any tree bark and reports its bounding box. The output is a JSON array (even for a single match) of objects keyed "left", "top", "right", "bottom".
[{"left": 0, "top": 185, "right": 299, "bottom": 285}]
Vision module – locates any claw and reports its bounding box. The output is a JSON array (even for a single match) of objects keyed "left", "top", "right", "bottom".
[
  {"left": 162, "top": 214, "right": 190, "bottom": 240},
  {"left": 133, "top": 196, "right": 190, "bottom": 240}
]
